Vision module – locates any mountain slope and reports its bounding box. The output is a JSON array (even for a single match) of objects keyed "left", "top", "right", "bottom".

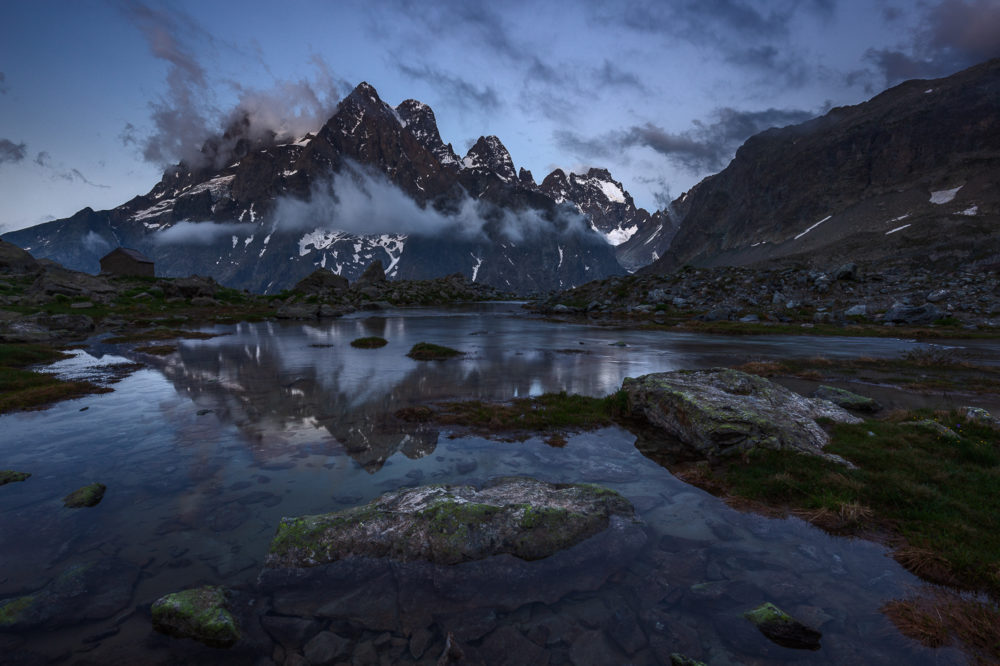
[{"left": 647, "top": 57, "right": 1000, "bottom": 274}]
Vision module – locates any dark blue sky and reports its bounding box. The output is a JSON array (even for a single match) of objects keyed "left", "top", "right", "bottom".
[{"left": 1, "top": 0, "right": 998, "bottom": 232}]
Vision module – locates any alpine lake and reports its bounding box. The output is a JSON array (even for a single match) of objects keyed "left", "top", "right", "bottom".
[{"left": 2, "top": 302, "right": 997, "bottom": 665}]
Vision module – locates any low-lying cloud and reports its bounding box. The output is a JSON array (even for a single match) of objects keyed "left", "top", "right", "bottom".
[
  {"left": 156, "top": 221, "right": 249, "bottom": 245},
  {"left": 272, "top": 161, "right": 595, "bottom": 243},
  {"left": 81, "top": 231, "right": 112, "bottom": 254}
]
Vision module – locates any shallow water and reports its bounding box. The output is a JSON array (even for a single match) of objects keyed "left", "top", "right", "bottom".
[{"left": 0, "top": 303, "right": 986, "bottom": 664}]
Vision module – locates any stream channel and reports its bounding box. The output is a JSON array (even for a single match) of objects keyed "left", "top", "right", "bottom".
[{"left": 2, "top": 302, "right": 996, "bottom": 664}]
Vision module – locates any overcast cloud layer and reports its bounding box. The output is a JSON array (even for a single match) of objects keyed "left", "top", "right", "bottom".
[{"left": 1, "top": 0, "right": 998, "bottom": 232}]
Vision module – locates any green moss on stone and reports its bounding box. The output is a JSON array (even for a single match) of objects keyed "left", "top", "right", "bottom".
[
  {"left": 744, "top": 602, "right": 792, "bottom": 626},
  {"left": 350, "top": 336, "right": 388, "bottom": 349},
  {"left": 151, "top": 586, "right": 240, "bottom": 648},
  {"left": 63, "top": 482, "right": 106, "bottom": 508},
  {"left": 407, "top": 342, "right": 462, "bottom": 360},
  {"left": 0, "top": 595, "right": 35, "bottom": 628},
  {"left": 0, "top": 470, "right": 30, "bottom": 486}
]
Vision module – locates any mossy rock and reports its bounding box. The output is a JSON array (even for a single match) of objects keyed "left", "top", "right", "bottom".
[
  {"left": 264, "top": 477, "right": 636, "bottom": 568},
  {"left": 407, "top": 342, "right": 462, "bottom": 361},
  {"left": 0, "top": 595, "right": 36, "bottom": 629},
  {"left": 0, "top": 470, "right": 30, "bottom": 486},
  {"left": 813, "top": 385, "right": 881, "bottom": 412},
  {"left": 151, "top": 586, "right": 240, "bottom": 648},
  {"left": 350, "top": 336, "right": 388, "bottom": 349},
  {"left": 63, "top": 482, "right": 106, "bottom": 508},
  {"left": 744, "top": 602, "right": 821, "bottom": 650},
  {"left": 670, "top": 655, "right": 707, "bottom": 666}
]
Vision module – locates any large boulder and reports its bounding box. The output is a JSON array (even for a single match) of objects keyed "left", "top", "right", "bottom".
[
  {"left": 0, "top": 240, "right": 39, "bottom": 274},
  {"left": 265, "top": 477, "right": 634, "bottom": 568},
  {"left": 882, "top": 302, "right": 942, "bottom": 325},
  {"left": 28, "top": 266, "right": 117, "bottom": 301},
  {"left": 151, "top": 586, "right": 241, "bottom": 648},
  {"left": 623, "top": 368, "right": 861, "bottom": 463},
  {"left": 259, "top": 478, "right": 646, "bottom": 631},
  {"left": 292, "top": 268, "right": 349, "bottom": 296}
]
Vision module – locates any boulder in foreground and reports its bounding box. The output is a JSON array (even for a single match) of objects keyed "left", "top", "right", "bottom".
[
  {"left": 624, "top": 368, "right": 860, "bottom": 463},
  {"left": 264, "top": 477, "right": 635, "bottom": 569},
  {"left": 151, "top": 586, "right": 240, "bottom": 648}
]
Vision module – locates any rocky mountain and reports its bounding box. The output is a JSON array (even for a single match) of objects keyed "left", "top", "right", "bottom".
[
  {"left": 539, "top": 168, "right": 677, "bottom": 271},
  {"left": 3, "top": 82, "right": 639, "bottom": 294},
  {"left": 649, "top": 57, "right": 1000, "bottom": 274}
]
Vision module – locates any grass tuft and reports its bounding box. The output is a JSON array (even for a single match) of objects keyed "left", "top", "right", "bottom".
[{"left": 350, "top": 336, "right": 388, "bottom": 349}]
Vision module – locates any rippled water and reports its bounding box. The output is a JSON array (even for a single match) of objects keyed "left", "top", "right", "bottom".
[{"left": 0, "top": 303, "right": 984, "bottom": 664}]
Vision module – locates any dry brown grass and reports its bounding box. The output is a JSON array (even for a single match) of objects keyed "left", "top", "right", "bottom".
[
  {"left": 894, "top": 545, "right": 961, "bottom": 588},
  {"left": 883, "top": 591, "right": 1000, "bottom": 664}
]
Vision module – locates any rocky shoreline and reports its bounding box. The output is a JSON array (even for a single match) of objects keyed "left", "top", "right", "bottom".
[{"left": 531, "top": 262, "right": 1000, "bottom": 332}]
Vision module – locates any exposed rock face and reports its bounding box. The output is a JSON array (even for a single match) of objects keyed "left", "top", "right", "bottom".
[
  {"left": 623, "top": 369, "right": 861, "bottom": 463},
  {"left": 264, "top": 477, "right": 635, "bottom": 568},
  {"left": 539, "top": 168, "right": 678, "bottom": 271},
  {"left": 353, "top": 260, "right": 387, "bottom": 287},
  {"left": 650, "top": 58, "right": 1000, "bottom": 274},
  {"left": 151, "top": 586, "right": 241, "bottom": 648},
  {"left": 2, "top": 83, "right": 627, "bottom": 295}
]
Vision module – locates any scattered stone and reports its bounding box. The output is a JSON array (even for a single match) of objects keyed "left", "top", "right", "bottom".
[
  {"left": 623, "top": 369, "right": 861, "bottom": 463},
  {"left": 743, "top": 602, "right": 821, "bottom": 650},
  {"left": 833, "top": 262, "right": 857, "bottom": 280},
  {"left": 900, "top": 419, "right": 962, "bottom": 441},
  {"left": 63, "top": 482, "right": 106, "bottom": 508},
  {"left": 844, "top": 304, "right": 867, "bottom": 317},
  {"left": 813, "top": 385, "right": 881, "bottom": 412},
  {"left": 883, "top": 302, "right": 942, "bottom": 325},
  {"left": 0, "top": 470, "right": 30, "bottom": 486},
  {"left": 926, "top": 289, "right": 949, "bottom": 303},
  {"left": 69, "top": 301, "right": 94, "bottom": 309},
  {"left": 151, "top": 586, "right": 240, "bottom": 648}
]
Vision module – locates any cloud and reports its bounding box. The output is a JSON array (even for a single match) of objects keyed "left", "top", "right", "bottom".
[
  {"left": 594, "top": 59, "right": 647, "bottom": 92},
  {"left": 556, "top": 105, "right": 817, "bottom": 173},
  {"left": 33, "top": 151, "right": 110, "bottom": 188},
  {"left": 0, "top": 139, "right": 27, "bottom": 164},
  {"left": 272, "top": 160, "right": 595, "bottom": 243},
  {"left": 122, "top": 1, "right": 347, "bottom": 169},
  {"left": 865, "top": 0, "right": 1000, "bottom": 85},
  {"left": 0, "top": 71, "right": 7, "bottom": 94},
  {"left": 82, "top": 231, "right": 112, "bottom": 254},
  {"left": 396, "top": 63, "right": 501, "bottom": 112},
  {"left": 156, "top": 221, "right": 250, "bottom": 245}
]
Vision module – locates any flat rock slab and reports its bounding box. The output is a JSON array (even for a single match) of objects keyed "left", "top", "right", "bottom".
[
  {"left": 624, "top": 369, "right": 861, "bottom": 463},
  {"left": 259, "top": 478, "right": 647, "bottom": 631},
  {"left": 264, "top": 476, "right": 635, "bottom": 568}
]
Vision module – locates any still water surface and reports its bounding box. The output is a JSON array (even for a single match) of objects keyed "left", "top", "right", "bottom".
[{"left": 0, "top": 303, "right": 984, "bottom": 664}]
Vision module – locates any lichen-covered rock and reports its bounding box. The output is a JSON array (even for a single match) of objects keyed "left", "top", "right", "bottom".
[
  {"left": 813, "top": 385, "right": 881, "bottom": 412},
  {"left": 264, "top": 477, "right": 635, "bottom": 569},
  {"left": 63, "top": 482, "right": 105, "bottom": 508},
  {"left": 0, "top": 470, "right": 30, "bottom": 486},
  {"left": 151, "top": 586, "right": 240, "bottom": 648},
  {"left": 670, "top": 654, "right": 707, "bottom": 666},
  {"left": 623, "top": 368, "right": 861, "bottom": 463},
  {"left": 743, "top": 602, "right": 821, "bottom": 650}
]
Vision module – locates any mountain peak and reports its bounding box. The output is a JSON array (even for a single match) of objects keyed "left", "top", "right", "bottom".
[
  {"left": 396, "top": 99, "right": 459, "bottom": 166},
  {"left": 463, "top": 135, "right": 516, "bottom": 181}
]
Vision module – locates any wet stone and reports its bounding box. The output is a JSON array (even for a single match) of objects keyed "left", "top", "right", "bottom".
[
  {"left": 303, "top": 630, "right": 352, "bottom": 665},
  {"left": 260, "top": 615, "right": 323, "bottom": 650},
  {"left": 480, "top": 625, "right": 549, "bottom": 666}
]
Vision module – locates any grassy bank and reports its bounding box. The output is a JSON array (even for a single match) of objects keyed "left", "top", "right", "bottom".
[{"left": 0, "top": 343, "right": 109, "bottom": 414}]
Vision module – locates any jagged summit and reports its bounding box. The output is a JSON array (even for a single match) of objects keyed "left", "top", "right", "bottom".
[
  {"left": 462, "top": 135, "right": 517, "bottom": 183},
  {"left": 395, "top": 98, "right": 459, "bottom": 166}
]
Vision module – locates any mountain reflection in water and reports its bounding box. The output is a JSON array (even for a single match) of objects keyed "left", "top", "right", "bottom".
[{"left": 0, "top": 303, "right": 979, "bottom": 664}]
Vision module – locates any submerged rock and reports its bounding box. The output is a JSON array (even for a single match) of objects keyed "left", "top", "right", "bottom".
[
  {"left": 813, "top": 385, "right": 881, "bottom": 412},
  {"left": 0, "top": 470, "right": 30, "bottom": 486},
  {"left": 743, "top": 602, "right": 822, "bottom": 650},
  {"left": 623, "top": 369, "right": 861, "bottom": 463},
  {"left": 264, "top": 477, "right": 634, "bottom": 568},
  {"left": 0, "top": 559, "right": 138, "bottom": 632},
  {"left": 151, "top": 586, "right": 240, "bottom": 648},
  {"left": 63, "top": 482, "right": 106, "bottom": 508}
]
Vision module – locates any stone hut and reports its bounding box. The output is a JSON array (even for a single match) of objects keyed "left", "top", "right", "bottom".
[{"left": 99, "top": 247, "right": 155, "bottom": 278}]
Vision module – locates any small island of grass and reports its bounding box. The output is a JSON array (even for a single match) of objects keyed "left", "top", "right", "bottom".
[
  {"left": 350, "top": 336, "right": 388, "bottom": 349},
  {"left": 407, "top": 342, "right": 462, "bottom": 360}
]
